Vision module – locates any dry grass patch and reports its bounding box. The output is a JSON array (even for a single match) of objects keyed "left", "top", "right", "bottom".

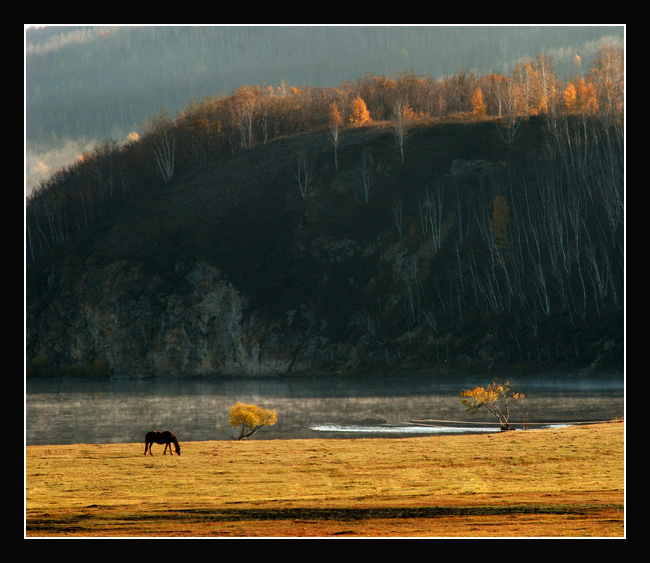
[{"left": 26, "top": 422, "right": 624, "bottom": 537}]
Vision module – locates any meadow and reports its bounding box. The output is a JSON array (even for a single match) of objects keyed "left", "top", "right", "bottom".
[{"left": 25, "top": 422, "right": 624, "bottom": 537}]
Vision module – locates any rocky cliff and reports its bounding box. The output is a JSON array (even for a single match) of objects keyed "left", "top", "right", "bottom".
[{"left": 27, "top": 259, "right": 330, "bottom": 377}]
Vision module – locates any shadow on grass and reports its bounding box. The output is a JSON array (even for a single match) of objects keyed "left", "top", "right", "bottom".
[
  {"left": 26, "top": 503, "right": 623, "bottom": 536},
  {"left": 168, "top": 504, "right": 619, "bottom": 521}
]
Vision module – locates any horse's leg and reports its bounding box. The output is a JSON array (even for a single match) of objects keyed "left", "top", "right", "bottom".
[
  {"left": 144, "top": 441, "right": 149, "bottom": 456},
  {"left": 164, "top": 442, "right": 168, "bottom": 455}
]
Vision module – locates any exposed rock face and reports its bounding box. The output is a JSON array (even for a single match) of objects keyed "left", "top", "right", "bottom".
[{"left": 26, "top": 259, "right": 334, "bottom": 377}]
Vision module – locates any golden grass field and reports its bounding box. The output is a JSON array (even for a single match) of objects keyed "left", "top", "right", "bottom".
[{"left": 25, "top": 421, "right": 624, "bottom": 538}]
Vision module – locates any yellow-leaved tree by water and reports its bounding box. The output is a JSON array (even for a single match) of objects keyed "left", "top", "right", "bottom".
[
  {"left": 227, "top": 402, "right": 278, "bottom": 440},
  {"left": 460, "top": 381, "right": 525, "bottom": 430}
]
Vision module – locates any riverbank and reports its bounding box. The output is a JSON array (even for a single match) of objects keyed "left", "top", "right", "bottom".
[
  {"left": 25, "top": 421, "right": 624, "bottom": 537},
  {"left": 26, "top": 372, "right": 624, "bottom": 445}
]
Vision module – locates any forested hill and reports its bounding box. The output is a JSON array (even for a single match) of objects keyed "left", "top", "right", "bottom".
[
  {"left": 26, "top": 26, "right": 622, "bottom": 143},
  {"left": 25, "top": 46, "right": 624, "bottom": 378},
  {"left": 25, "top": 26, "right": 624, "bottom": 193}
]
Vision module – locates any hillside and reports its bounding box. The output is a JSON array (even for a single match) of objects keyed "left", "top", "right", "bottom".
[
  {"left": 26, "top": 114, "right": 624, "bottom": 378},
  {"left": 25, "top": 25, "right": 624, "bottom": 194}
]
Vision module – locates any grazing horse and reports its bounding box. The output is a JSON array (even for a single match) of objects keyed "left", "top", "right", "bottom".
[{"left": 144, "top": 430, "right": 181, "bottom": 456}]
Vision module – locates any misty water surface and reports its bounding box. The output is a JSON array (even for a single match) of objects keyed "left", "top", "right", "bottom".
[{"left": 25, "top": 373, "right": 623, "bottom": 446}]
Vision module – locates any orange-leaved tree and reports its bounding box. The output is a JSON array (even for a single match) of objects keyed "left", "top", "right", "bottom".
[
  {"left": 460, "top": 381, "right": 524, "bottom": 430},
  {"left": 563, "top": 77, "right": 598, "bottom": 116},
  {"left": 349, "top": 96, "right": 371, "bottom": 125},
  {"left": 228, "top": 402, "right": 278, "bottom": 440},
  {"left": 471, "top": 87, "right": 487, "bottom": 116}
]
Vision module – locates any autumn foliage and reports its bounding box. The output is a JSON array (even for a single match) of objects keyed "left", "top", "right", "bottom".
[
  {"left": 349, "top": 96, "right": 371, "bottom": 125},
  {"left": 228, "top": 402, "right": 278, "bottom": 440},
  {"left": 471, "top": 87, "right": 487, "bottom": 115},
  {"left": 563, "top": 78, "right": 598, "bottom": 116},
  {"left": 26, "top": 45, "right": 623, "bottom": 266},
  {"left": 460, "top": 381, "right": 525, "bottom": 430}
]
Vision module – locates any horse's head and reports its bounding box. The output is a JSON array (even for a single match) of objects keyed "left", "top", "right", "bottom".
[{"left": 175, "top": 444, "right": 181, "bottom": 455}]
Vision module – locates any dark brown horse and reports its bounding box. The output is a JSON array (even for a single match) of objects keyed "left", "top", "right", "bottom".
[{"left": 144, "top": 430, "right": 181, "bottom": 456}]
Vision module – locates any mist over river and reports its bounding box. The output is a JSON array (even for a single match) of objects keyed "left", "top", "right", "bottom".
[{"left": 25, "top": 373, "right": 623, "bottom": 446}]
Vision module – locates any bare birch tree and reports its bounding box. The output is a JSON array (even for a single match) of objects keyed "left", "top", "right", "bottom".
[
  {"left": 419, "top": 186, "right": 443, "bottom": 251},
  {"left": 497, "top": 77, "right": 527, "bottom": 146},
  {"left": 144, "top": 108, "right": 176, "bottom": 183},
  {"left": 292, "top": 152, "right": 313, "bottom": 199},
  {"left": 391, "top": 198, "right": 404, "bottom": 238},
  {"left": 358, "top": 151, "right": 373, "bottom": 203},
  {"left": 329, "top": 102, "right": 343, "bottom": 171},
  {"left": 233, "top": 86, "right": 260, "bottom": 149},
  {"left": 391, "top": 99, "right": 414, "bottom": 162},
  {"left": 153, "top": 129, "right": 175, "bottom": 183}
]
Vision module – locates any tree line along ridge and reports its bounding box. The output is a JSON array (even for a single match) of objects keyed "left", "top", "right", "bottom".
[{"left": 26, "top": 46, "right": 623, "bottom": 266}]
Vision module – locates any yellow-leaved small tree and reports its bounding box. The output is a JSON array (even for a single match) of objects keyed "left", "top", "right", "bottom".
[
  {"left": 460, "top": 381, "right": 524, "bottom": 430},
  {"left": 349, "top": 96, "right": 371, "bottom": 125},
  {"left": 228, "top": 402, "right": 277, "bottom": 440},
  {"left": 563, "top": 78, "right": 598, "bottom": 116},
  {"left": 471, "top": 87, "right": 487, "bottom": 116}
]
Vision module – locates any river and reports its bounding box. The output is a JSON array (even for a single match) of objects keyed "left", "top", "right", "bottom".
[{"left": 25, "top": 372, "right": 624, "bottom": 446}]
